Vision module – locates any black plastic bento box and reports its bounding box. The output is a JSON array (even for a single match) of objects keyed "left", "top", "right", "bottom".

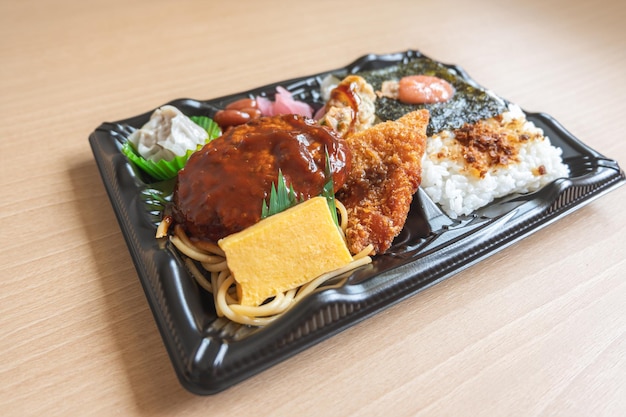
[{"left": 89, "top": 50, "right": 625, "bottom": 394}]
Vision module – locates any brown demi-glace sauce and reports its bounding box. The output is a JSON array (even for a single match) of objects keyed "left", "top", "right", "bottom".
[{"left": 172, "top": 114, "right": 351, "bottom": 242}]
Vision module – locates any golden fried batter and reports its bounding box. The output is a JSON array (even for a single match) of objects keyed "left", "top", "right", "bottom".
[{"left": 337, "top": 109, "right": 429, "bottom": 255}]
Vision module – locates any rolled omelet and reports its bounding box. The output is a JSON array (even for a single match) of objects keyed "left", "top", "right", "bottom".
[{"left": 218, "top": 197, "right": 353, "bottom": 307}]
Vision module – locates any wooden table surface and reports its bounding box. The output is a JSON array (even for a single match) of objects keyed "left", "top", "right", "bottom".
[{"left": 2, "top": 0, "right": 625, "bottom": 415}]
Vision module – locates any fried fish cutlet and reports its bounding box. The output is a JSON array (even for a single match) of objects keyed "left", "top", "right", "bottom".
[{"left": 337, "top": 109, "right": 429, "bottom": 255}]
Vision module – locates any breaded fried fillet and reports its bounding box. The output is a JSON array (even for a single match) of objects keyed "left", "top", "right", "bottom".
[{"left": 337, "top": 109, "right": 429, "bottom": 255}]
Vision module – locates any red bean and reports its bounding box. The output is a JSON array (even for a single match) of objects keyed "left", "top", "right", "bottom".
[
  {"left": 240, "top": 107, "right": 262, "bottom": 119},
  {"left": 214, "top": 109, "right": 251, "bottom": 127},
  {"left": 225, "top": 98, "right": 258, "bottom": 111}
]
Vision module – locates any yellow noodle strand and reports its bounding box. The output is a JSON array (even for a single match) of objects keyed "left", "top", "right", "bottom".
[
  {"left": 336, "top": 199, "right": 348, "bottom": 232},
  {"left": 201, "top": 260, "right": 229, "bottom": 272},
  {"left": 295, "top": 256, "right": 372, "bottom": 301},
  {"left": 170, "top": 235, "right": 220, "bottom": 264},
  {"left": 155, "top": 216, "right": 173, "bottom": 238},
  {"left": 229, "top": 292, "right": 289, "bottom": 317},
  {"left": 183, "top": 258, "right": 213, "bottom": 292},
  {"left": 173, "top": 206, "right": 373, "bottom": 326},
  {"left": 353, "top": 244, "right": 375, "bottom": 260},
  {"left": 216, "top": 276, "right": 277, "bottom": 326},
  {"left": 174, "top": 225, "right": 225, "bottom": 261},
  {"left": 191, "top": 240, "right": 225, "bottom": 257}
]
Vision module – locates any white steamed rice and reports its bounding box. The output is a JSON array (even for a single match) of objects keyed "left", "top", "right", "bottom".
[{"left": 420, "top": 104, "right": 570, "bottom": 218}]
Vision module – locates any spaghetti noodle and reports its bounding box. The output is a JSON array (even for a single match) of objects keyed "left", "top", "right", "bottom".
[{"left": 167, "top": 200, "right": 373, "bottom": 326}]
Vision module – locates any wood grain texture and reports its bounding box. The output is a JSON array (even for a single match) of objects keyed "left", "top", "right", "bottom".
[{"left": 1, "top": 0, "right": 624, "bottom": 415}]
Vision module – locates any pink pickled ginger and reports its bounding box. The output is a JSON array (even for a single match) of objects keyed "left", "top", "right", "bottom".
[{"left": 256, "top": 87, "right": 314, "bottom": 118}]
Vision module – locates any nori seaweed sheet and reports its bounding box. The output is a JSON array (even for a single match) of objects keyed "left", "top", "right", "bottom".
[{"left": 357, "top": 57, "right": 508, "bottom": 136}]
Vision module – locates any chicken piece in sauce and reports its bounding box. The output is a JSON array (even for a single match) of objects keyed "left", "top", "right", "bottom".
[
  {"left": 319, "top": 75, "right": 377, "bottom": 137},
  {"left": 172, "top": 114, "right": 350, "bottom": 242}
]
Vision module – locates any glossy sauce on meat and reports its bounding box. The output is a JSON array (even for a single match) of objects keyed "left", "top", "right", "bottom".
[
  {"left": 319, "top": 75, "right": 376, "bottom": 137},
  {"left": 172, "top": 114, "right": 350, "bottom": 242}
]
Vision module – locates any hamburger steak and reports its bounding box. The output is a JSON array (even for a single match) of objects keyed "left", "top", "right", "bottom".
[{"left": 172, "top": 114, "right": 351, "bottom": 242}]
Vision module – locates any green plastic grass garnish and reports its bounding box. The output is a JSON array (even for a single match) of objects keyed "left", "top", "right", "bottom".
[
  {"left": 321, "top": 149, "right": 338, "bottom": 226},
  {"left": 261, "top": 170, "right": 302, "bottom": 219}
]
